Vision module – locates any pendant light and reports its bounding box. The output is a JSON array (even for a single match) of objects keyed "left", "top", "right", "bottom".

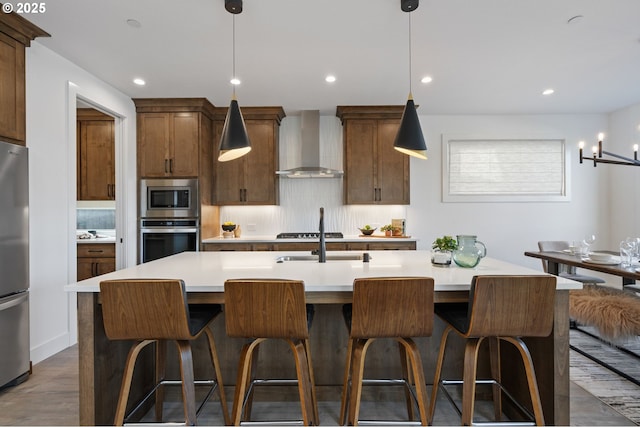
[
  {"left": 218, "top": 2, "right": 251, "bottom": 162},
  {"left": 393, "top": 0, "right": 427, "bottom": 160}
]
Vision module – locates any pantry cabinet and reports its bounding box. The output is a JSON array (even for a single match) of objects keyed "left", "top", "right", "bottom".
[
  {"left": 0, "top": 13, "right": 48, "bottom": 145},
  {"left": 212, "top": 106, "right": 285, "bottom": 205},
  {"left": 336, "top": 106, "right": 410, "bottom": 205},
  {"left": 77, "top": 108, "right": 115, "bottom": 200},
  {"left": 134, "top": 98, "right": 215, "bottom": 205}
]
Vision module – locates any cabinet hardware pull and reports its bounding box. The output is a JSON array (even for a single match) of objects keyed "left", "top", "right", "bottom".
[
  {"left": 243, "top": 189, "right": 247, "bottom": 202},
  {"left": 169, "top": 158, "right": 173, "bottom": 173},
  {"left": 88, "top": 250, "right": 104, "bottom": 253},
  {"left": 164, "top": 159, "right": 169, "bottom": 173}
]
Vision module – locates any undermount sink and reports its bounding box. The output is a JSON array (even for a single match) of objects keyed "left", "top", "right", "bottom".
[{"left": 276, "top": 254, "right": 367, "bottom": 263}]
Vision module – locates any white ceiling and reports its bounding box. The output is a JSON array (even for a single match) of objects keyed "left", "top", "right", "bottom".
[{"left": 22, "top": 0, "right": 640, "bottom": 116}]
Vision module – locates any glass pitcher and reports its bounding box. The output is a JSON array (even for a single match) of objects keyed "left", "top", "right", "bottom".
[{"left": 453, "top": 235, "right": 487, "bottom": 268}]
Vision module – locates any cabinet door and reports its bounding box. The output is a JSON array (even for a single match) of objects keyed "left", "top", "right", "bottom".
[
  {"left": 77, "top": 258, "right": 95, "bottom": 281},
  {"left": 376, "top": 120, "right": 409, "bottom": 204},
  {"left": 170, "top": 113, "right": 199, "bottom": 177},
  {"left": 244, "top": 121, "right": 277, "bottom": 204},
  {"left": 77, "top": 119, "right": 115, "bottom": 200},
  {"left": 0, "top": 33, "right": 26, "bottom": 145},
  {"left": 344, "top": 120, "right": 377, "bottom": 204},
  {"left": 213, "top": 123, "right": 245, "bottom": 203},
  {"left": 138, "top": 113, "right": 171, "bottom": 177},
  {"left": 95, "top": 258, "right": 116, "bottom": 276}
]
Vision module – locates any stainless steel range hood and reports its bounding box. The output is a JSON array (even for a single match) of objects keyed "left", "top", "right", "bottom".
[{"left": 276, "top": 110, "right": 343, "bottom": 178}]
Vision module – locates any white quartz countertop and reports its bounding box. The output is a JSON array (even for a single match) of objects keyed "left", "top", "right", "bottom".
[
  {"left": 202, "top": 235, "right": 417, "bottom": 243},
  {"left": 76, "top": 230, "right": 116, "bottom": 244},
  {"left": 65, "top": 250, "right": 581, "bottom": 293}
]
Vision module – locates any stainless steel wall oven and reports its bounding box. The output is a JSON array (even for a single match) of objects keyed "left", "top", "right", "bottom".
[
  {"left": 139, "top": 219, "right": 199, "bottom": 263},
  {"left": 139, "top": 178, "right": 200, "bottom": 263}
]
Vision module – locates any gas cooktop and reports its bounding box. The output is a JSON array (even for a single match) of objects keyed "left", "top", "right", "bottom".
[{"left": 276, "top": 232, "right": 344, "bottom": 239}]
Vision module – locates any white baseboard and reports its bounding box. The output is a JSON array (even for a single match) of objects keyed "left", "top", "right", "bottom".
[{"left": 30, "top": 332, "right": 73, "bottom": 365}]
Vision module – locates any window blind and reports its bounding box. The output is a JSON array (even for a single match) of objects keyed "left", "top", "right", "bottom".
[{"left": 443, "top": 138, "right": 568, "bottom": 202}]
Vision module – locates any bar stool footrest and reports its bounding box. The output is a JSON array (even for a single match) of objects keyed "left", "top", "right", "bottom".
[
  {"left": 439, "top": 379, "right": 537, "bottom": 426},
  {"left": 124, "top": 379, "right": 220, "bottom": 424}
]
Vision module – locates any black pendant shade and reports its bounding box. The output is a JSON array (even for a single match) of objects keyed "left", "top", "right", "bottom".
[
  {"left": 394, "top": 94, "right": 427, "bottom": 160},
  {"left": 218, "top": 97, "right": 251, "bottom": 162}
]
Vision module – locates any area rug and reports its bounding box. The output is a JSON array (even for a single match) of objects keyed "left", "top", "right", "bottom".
[
  {"left": 570, "top": 329, "right": 640, "bottom": 425},
  {"left": 570, "top": 286, "right": 640, "bottom": 342}
]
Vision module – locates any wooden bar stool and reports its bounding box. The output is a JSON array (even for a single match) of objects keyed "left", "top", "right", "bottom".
[
  {"left": 427, "top": 275, "right": 556, "bottom": 426},
  {"left": 339, "top": 276, "right": 434, "bottom": 426},
  {"left": 224, "top": 279, "right": 318, "bottom": 426},
  {"left": 100, "top": 279, "right": 230, "bottom": 426}
]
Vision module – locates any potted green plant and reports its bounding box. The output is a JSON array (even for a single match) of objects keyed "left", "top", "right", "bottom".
[
  {"left": 431, "top": 235, "right": 458, "bottom": 266},
  {"left": 381, "top": 224, "right": 400, "bottom": 237}
]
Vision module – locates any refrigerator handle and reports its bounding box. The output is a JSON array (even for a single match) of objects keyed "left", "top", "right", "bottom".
[{"left": 0, "top": 292, "right": 28, "bottom": 311}]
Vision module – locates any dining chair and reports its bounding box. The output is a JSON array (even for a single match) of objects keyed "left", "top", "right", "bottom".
[
  {"left": 537, "top": 240, "right": 605, "bottom": 284},
  {"left": 340, "top": 276, "right": 434, "bottom": 426},
  {"left": 99, "top": 279, "right": 229, "bottom": 426},
  {"left": 224, "top": 278, "right": 318, "bottom": 426},
  {"left": 428, "top": 275, "right": 556, "bottom": 426}
]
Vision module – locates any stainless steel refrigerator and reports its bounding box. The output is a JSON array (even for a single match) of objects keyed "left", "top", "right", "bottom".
[{"left": 0, "top": 140, "right": 30, "bottom": 389}]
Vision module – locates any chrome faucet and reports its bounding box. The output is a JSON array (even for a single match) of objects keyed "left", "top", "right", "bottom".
[{"left": 318, "top": 207, "right": 326, "bottom": 263}]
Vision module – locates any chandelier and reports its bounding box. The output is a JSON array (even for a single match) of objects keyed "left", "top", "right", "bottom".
[{"left": 578, "top": 133, "right": 640, "bottom": 167}]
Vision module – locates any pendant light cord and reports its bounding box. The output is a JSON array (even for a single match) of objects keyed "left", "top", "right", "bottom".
[
  {"left": 232, "top": 14, "right": 236, "bottom": 97},
  {"left": 408, "top": 11, "right": 412, "bottom": 97}
]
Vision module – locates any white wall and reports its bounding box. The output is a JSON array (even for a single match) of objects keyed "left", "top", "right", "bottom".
[
  {"left": 25, "top": 42, "right": 137, "bottom": 363},
  {"left": 608, "top": 103, "right": 640, "bottom": 248}
]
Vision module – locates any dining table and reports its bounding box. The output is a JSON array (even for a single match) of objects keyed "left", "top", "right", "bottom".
[
  {"left": 524, "top": 250, "right": 640, "bottom": 288},
  {"left": 65, "top": 250, "right": 581, "bottom": 426}
]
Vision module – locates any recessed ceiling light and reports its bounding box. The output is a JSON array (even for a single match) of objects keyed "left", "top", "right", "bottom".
[
  {"left": 230, "top": 77, "right": 241, "bottom": 85},
  {"left": 325, "top": 75, "right": 336, "bottom": 83},
  {"left": 133, "top": 78, "right": 146, "bottom": 86},
  {"left": 420, "top": 76, "right": 433, "bottom": 84},
  {"left": 542, "top": 88, "right": 554, "bottom": 95},
  {"left": 126, "top": 19, "right": 142, "bottom": 29}
]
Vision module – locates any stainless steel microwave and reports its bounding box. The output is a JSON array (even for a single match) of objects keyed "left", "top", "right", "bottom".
[{"left": 139, "top": 178, "right": 199, "bottom": 218}]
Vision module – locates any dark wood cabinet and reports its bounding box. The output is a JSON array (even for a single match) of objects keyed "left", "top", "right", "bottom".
[
  {"left": 134, "top": 98, "right": 216, "bottom": 206},
  {"left": 77, "top": 243, "right": 116, "bottom": 280},
  {"left": 77, "top": 108, "right": 115, "bottom": 200},
  {"left": 213, "top": 107, "right": 285, "bottom": 205},
  {"left": 202, "top": 240, "right": 416, "bottom": 251},
  {"left": 0, "top": 13, "right": 48, "bottom": 145},
  {"left": 336, "top": 106, "right": 410, "bottom": 205}
]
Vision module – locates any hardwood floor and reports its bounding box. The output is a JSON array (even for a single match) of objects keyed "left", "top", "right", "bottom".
[{"left": 0, "top": 344, "right": 636, "bottom": 426}]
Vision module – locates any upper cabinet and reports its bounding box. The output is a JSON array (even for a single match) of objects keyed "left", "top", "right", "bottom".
[
  {"left": 336, "top": 106, "right": 410, "bottom": 205},
  {"left": 134, "top": 98, "right": 215, "bottom": 204},
  {"left": 212, "top": 106, "right": 285, "bottom": 205},
  {"left": 0, "top": 13, "right": 49, "bottom": 145},
  {"left": 77, "top": 108, "right": 115, "bottom": 200}
]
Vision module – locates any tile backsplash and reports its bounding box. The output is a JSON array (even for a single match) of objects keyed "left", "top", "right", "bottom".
[{"left": 77, "top": 209, "right": 115, "bottom": 230}]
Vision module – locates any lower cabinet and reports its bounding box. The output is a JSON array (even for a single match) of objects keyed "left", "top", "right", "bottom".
[
  {"left": 77, "top": 243, "right": 116, "bottom": 280},
  {"left": 202, "top": 241, "right": 416, "bottom": 251}
]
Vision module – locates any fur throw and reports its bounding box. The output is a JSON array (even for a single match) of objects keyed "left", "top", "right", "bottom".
[{"left": 570, "top": 286, "right": 640, "bottom": 342}]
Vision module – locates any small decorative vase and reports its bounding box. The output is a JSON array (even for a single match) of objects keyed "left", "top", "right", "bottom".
[
  {"left": 452, "top": 235, "right": 487, "bottom": 268},
  {"left": 233, "top": 225, "right": 241, "bottom": 238},
  {"left": 385, "top": 230, "right": 392, "bottom": 237},
  {"left": 431, "top": 250, "right": 452, "bottom": 267},
  {"left": 222, "top": 231, "right": 234, "bottom": 239}
]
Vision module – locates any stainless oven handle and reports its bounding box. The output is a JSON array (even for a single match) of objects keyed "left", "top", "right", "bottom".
[{"left": 140, "top": 228, "right": 199, "bottom": 233}]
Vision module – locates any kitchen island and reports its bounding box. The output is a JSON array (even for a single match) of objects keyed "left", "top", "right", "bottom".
[{"left": 66, "top": 250, "right": 579, "bottom": 425}]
